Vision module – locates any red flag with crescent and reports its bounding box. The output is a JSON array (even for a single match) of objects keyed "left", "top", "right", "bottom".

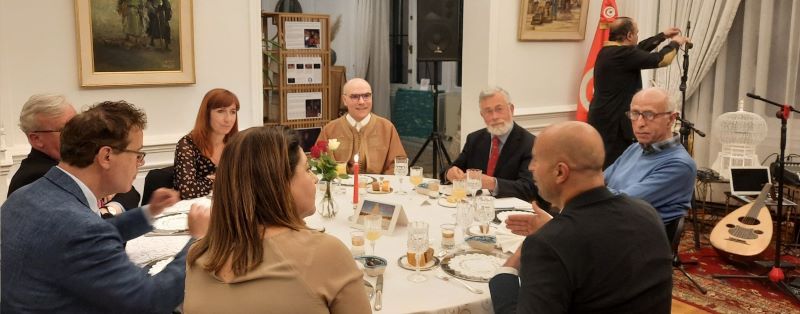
[{"left": 577, "top": 0, "right": 618, "bottom": 121}]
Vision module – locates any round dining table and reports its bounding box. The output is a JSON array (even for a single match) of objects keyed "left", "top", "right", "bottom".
[{"left": 126, "top": 175, "right": 528, "bottom": 313}]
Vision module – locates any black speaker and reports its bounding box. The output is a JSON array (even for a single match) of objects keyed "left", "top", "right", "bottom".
[{"left": 417, "top": 0, "right": 462, "bottom": 61}]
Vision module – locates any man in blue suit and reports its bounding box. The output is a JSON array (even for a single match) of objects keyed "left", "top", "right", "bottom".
[{"left": 2, "top": 101, "right": 210, "bottom": 313}]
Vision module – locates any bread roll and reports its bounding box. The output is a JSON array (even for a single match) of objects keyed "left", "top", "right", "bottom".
[{"left": 406, "top": 247, "right": 434, "bottom": 266}]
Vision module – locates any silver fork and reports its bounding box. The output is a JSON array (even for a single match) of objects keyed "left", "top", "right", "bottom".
[{"left": 435, "top": 271, "right": 484, "bottom": 294}]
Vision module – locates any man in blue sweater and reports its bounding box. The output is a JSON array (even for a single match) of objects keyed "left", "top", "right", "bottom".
[{"left": 604, "top": 87, "right": 697, "bottom": 240}]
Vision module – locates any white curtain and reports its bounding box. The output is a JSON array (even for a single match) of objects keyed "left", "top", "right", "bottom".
[
  {"left": 649, "top": 0, "right": 800, "bottom": 168},
  {"left": 353, "top": 0, "right": 392, "bottom": 118}
]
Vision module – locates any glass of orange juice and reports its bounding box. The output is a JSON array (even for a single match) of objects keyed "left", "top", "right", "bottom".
[{"left": 452, "top": 179, "right": 467, "bottom": 202}]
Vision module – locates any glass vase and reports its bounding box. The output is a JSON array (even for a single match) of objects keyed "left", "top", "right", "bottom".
[{"left": 318, "top": 181, "right": 338, "bottom": 218}]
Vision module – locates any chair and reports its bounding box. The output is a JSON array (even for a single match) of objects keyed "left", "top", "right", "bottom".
[
  {"left": 672, "top": 216, "right": 708, "bottom": 294},
  {"left": 142, "top": 166, "right": 175, "bottom": 205}
]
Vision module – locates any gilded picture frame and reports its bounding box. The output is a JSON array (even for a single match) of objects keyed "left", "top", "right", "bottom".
[
  {"left": 518, "top": 0, "right": 589, "bottom": 41},
  {"left": 75, "top": 0, "right": 195, "bottom": 86}
]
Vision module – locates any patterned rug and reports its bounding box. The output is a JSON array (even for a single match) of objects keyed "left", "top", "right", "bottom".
[{"left": 673, "top": 227, "right": 800, "bottom": 313}]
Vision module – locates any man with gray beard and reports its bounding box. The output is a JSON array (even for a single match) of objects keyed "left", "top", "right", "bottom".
[{"left": 443, "top": 87, "right": 540, "bottom": 203}]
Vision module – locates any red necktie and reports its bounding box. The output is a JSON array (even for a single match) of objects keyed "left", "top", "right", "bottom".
[{"left": 487, "top": 136, "right": 500, "bottom": 176}]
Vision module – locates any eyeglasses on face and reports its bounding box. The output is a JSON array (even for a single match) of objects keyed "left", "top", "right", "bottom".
[
  {"left": 31, "top": 129, "right": 62, "bottom": 133},
  {"left": 625, "top": 110, "right": 672, "bottom": 121},
  {"left": 346, "top": 93, "right": 372, "bottom": 101},
  {"left": 114, "top": 148, "right": 147, "bottom": 163},
  {"left": 480, "top": 105, "right": 509, "bottom": 116}
]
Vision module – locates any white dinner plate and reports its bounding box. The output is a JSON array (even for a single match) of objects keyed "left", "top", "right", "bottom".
[
  {"left": 153, "top": 214, "right": 188, "bottom": 231},
  {"left": 437, "top": 197, "right": 457, "bottom": 208}
]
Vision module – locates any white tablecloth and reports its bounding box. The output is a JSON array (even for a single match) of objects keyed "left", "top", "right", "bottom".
[{"left": 126, "top": 175, "right": 525, "bottom": 313}]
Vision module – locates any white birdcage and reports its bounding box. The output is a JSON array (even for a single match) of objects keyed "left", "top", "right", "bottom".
[{"left": 711, "top": 100, "right": 768, "bottom": 179}]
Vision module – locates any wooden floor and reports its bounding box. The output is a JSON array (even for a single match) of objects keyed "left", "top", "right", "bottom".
[{"left": 672, "top": 299, "right": 710, "bottom": 313}]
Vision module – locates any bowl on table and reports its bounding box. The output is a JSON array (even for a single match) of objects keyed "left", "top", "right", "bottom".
[
  {"left": 354, "top": 255, "right": 387, "bottom": 277},
  {"left": 465, "top": 235, "right": 497, "bottom": 253}
]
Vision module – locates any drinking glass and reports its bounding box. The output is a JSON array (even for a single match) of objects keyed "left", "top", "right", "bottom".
[
  {"left": 407, "top": 221, "right": 430, "bottom": 283},
  {"left": 364, "top": 215, "right": 383, "bottom": 255},
  {"left": 466, "top": 169, "right": 483, "bottom": 200},
  {"left": 410, "top": 166, "right": 424, "bottom": 188},
  {"left": 474, "top": 196, "right": 496, "bottom": 235},
  {"left": 394, "top": 157, "right": 409, "bottom": 194},
  {"left": 452, "top": 179, "right": 467, "bottom": 202},
  {"left": 440, "top": 223, "right": 456, "bottom": 251},
  {"left": 350, "top": 230, "right": 365, "bottom": 256},
  {"left": 455, "top": 201, "right": 473, "bottom": 252},
  {"left": 335, "top": 161, "right": 347, "bottom": 194}
]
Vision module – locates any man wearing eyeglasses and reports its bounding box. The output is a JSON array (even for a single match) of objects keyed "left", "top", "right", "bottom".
[
  {"left": 443, "top": 87, "right": 542, "bottom": 203},
  {"left": 603, "top": 87, "right": 696, "bottom": 240},
  {"left": 8, "top": 94, "right": 141, "bottom": 214},
  {"left": 587, "top": 17, "right": 689, "bottom": 168},
  {"left": 317, "top": 78, "right": 406, "bottom": 174},
  {"left": 2, "top": 100, "right": 210, "bottom": 313}
]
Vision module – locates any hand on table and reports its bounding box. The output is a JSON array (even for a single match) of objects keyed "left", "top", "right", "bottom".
[{"left": 446, "top": 166, "right": 465, "bottom": 182}]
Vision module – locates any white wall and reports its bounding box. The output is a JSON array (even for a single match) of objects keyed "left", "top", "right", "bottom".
[
  {"left": 0, "top": 0, "right": 263, "bottom": 203},
  {"left": 460, "top": 0, "right": 658, "bottom": 142}
]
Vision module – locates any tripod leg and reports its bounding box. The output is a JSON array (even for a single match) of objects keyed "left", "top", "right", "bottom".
[
  {"left": 777, "top": 280, "right": 800, "bottom": 303},
  {"left": 677, "top": 266, "right": 707, "bottom": 294},
  {"left": 411, "top": 134, "right": 434, "bottom": 166}
]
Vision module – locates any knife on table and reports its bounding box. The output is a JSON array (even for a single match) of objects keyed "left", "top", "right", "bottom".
[{"left": 374, "top": 274, "right": 383, "bottom": 311}]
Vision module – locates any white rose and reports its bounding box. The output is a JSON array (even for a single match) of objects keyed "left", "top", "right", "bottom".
[{"left": 328, "top": 138, "right": 340, "bottom": 151}]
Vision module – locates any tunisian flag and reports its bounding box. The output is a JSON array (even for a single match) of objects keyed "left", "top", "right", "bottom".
[{"left": 577, "top": 0, "right": 618, "bottom": 121}]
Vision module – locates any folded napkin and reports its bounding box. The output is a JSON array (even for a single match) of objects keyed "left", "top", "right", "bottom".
[{"left": 496, "top": 228, "right": 525, "bottom": 253}]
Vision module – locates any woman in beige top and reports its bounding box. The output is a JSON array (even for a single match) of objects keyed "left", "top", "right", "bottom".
[{"left": 184, "top": 126, "right": 371, "bottom": 313}]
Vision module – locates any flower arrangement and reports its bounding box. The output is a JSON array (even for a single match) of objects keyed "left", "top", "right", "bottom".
[{"left": 309, "top": 139, "right": 346, "bottom": 181}]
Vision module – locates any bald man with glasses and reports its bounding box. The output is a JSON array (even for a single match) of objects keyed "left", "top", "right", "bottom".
[
  {"left": 603, "top": 87, "right": 696, "bottom": 240},
  {"left": 317, "top": 78, "right": 406, "bottom": 174}
]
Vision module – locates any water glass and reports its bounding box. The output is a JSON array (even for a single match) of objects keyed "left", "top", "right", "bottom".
[
  {"left": 474, "top": 196, "right": 496, "bottom": 235},
  {"left": 407, "top": 221, "right": 430, "bottom": 283},
  {"left": 466, "top": 169, "right": 482, "bottom": 199},
  {"left": 455, "top": 201, "right": 473, "bottom": 252},
  {"left": 350, "top": 230, "right": 365, "bottom": 256},
  {"left": 394, "top": 157, "right": 409, "bottom": 194}
]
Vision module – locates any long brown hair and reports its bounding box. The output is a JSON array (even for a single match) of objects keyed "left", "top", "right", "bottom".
[
  {"left": 189, "top": 88, "right": 240, "bottom": 157},
  {"left": 188, "top": 126, "right": 306, "bottom": 276}
]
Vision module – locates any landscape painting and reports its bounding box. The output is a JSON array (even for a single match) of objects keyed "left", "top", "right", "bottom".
[{"left": 518, "top": 0, "right": 589, "bottom": 41}]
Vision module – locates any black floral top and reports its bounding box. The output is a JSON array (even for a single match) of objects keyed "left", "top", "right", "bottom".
[{"left": 174, "top": 135, "right": 216, "bottom": 199}]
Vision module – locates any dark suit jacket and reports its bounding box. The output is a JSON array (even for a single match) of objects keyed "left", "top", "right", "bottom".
[
  {"left": 443, "top": 123, "right": 538, "bottom": 202},
  {"left": 489, "top": 187, "right": 673, "bottom": 313},
  {"left": 1, "top": 167, "right": 190, "bottom": 314},
  {"left": 8, "top": 148, "right": 141, "bottom": 209}
]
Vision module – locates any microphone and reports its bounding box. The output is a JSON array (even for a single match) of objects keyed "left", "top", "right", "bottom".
[
  {"left": 685, "top": 42, "right": 694, "bottom": 49},
  {"left": 746, "top": 92, "right": 760, "bottom": 99}
]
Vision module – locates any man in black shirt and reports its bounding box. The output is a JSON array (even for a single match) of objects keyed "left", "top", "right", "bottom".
[
  {"left": 489, "top": 121, "right": 673, "bottom": 313},
  {"left": 588, "top": 17, "right": 689, "bottom": 168}
]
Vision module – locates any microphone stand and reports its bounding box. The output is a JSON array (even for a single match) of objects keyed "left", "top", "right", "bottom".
[
  {"left": 677, "top": 20, "right": 705, "bottom": 250},
  {"left": 712, "top": 93, "right": 800, "bottom": 302}
]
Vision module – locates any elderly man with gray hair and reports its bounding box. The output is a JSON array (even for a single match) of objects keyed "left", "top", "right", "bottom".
[
  {"left": 9, "top": 94, "right": 140, "bottom": 212},
  {"left": 603, "top": 87, "right": 697, "bottom": 240},
  {"left": 443, "top": 86, "right": 541, "bottom": 203}
]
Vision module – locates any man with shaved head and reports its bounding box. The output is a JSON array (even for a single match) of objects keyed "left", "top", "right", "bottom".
[
  {"left": 604, "top": 87, "right": 697, "bottom": 241},
  {"left": 317, "top": 78, "right": 406, "bottom": 174},
  {"left": 489, "top": 121, "right": 672, "bottom": 313},
  {"left": 588, "top": 17, "right": 689, "bottom": 168}
]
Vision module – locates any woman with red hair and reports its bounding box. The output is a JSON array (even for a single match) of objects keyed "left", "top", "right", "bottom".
[{"left": 174, "top": 88, "right": 239, "bottom": 199}]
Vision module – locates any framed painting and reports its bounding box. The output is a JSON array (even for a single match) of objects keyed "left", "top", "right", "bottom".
[
  {"left": 75, "top": 0, "right": 195, "bottom": 86},
  {"left": 518, "top": 0, "right": 589, "bottom": 41}
]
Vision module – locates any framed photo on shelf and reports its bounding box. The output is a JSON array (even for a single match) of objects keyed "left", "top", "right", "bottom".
[
  {"left": 518, "top": 0, "right": 589, "bottom": 41},
  {"left": 75, "top": 0, "right": 195, "bottom": 86}
]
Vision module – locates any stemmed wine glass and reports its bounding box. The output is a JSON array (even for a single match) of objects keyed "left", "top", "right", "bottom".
[
  {"left": 407, "top": 221, "right": 430, "bottom": 283},
  {"left": 466, "top": 169, "right": 482, "bottom": 202},
  {"left": 455, "top": 201, "right": 474, "bottom": 252},
  {"left": 474, "top": 196, "right": 496, "bottom": 235},
  {"left": 364, "top": 215, "right": 383, "bottom": 255},
  {"left": 394, "top": 157, "right": 409, "bottom": 194}
]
